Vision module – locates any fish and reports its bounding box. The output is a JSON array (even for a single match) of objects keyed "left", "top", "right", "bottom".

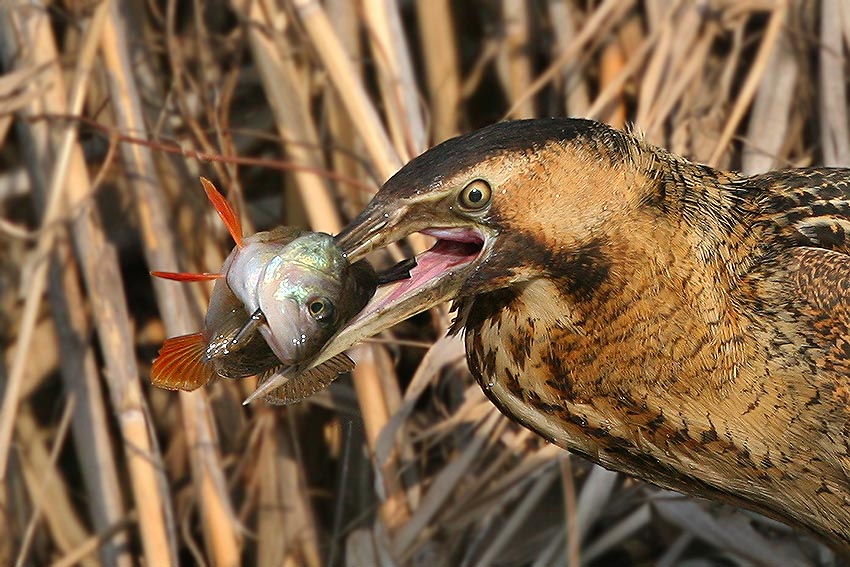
[{"left": 150, "top": 178, "right": 413, "bottom": 404}]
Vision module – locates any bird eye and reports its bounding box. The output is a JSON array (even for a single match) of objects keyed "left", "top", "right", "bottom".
[
  {"left": 458, "top": 179, "right": 492, "bottom": 210},
  {"left": 307, "top": 298, "right": 336, "bottom": 323}
]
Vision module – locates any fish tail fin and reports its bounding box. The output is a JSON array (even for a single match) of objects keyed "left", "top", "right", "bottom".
[
  {"left": 260, "top": 353, "right": 355, "bottom": 405},
  {"left": 200, "top": 177, "right": 244, "bottom": 248},
  {"left": 151, "top": 332, "right": 216, "bottom": 391}
]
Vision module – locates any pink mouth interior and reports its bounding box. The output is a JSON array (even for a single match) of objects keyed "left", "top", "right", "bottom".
[{"left": 356, "top": 228, "right": 484, "bottom": 319}]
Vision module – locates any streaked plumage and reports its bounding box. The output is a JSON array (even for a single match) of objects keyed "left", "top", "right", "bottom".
[{"left": 304, "top": 118, "right": 850, "bottom": 549}]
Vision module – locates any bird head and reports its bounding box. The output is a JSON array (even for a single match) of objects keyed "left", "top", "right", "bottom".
[{"left": 246, "top": 118, "right": 664, "bottom": 401}]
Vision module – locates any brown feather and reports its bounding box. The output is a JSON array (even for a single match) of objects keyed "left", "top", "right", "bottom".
[
  {"left": 424, "top": 120, "right": 850, "bottom": 549},
  {"left": 340, "top": 118, "right": 850, "bottom": 550}
]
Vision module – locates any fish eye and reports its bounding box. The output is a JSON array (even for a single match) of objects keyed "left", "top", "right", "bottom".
[
  {"left": 308, "top": 297, "right": 335, "bottom": 323},
  {"left": 458, "top": 179, "right": 492, "bottom": 210}
]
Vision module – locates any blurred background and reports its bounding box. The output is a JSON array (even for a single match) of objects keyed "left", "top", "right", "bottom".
[{"left": 0, "top": 0, "right": 845, "bottom": 565}]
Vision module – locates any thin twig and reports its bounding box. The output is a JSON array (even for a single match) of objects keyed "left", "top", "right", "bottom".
[
  {"left": 503, "top": 0, "right": 632, "bottom": 120},
  {"left": 0, "top": 0, "right": 112, "bottom": 482},
  {"left": 15, "top": 396, "right": 76, "bottom": 567},
  {"left": 290, "top": 0, "right": 401, "bottom": 181},
  {"left": 708, "top": 1, "right": 788, "bottom": 166},
  {"left": 559, "top": 455, "right": 580, "bottom": 567}
]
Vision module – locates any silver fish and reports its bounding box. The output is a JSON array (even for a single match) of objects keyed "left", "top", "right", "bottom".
[{"left": 151, "top": 179, "right": 408, "bottom": 403}]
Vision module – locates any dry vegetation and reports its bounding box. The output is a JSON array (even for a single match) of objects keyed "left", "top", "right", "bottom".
[{"left": 0, "top": 0, "right": 847, "bottom": 565}]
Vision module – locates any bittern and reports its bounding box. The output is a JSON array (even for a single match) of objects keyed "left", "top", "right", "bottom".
[{"left": 267, "top": 118, "right": 850, "bottom": 549}]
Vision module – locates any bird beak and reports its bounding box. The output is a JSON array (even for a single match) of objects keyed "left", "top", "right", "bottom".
[{"left": 243, "top": 192, "right": 490, "bottom": 404}]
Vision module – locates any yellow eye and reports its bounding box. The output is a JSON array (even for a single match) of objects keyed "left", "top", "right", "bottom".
[
  {"left": 308, "top": 298, "right": 335, "bottom": 323},
  {"left": 458, "top": 179, "right": 492, "bottom": 210}
]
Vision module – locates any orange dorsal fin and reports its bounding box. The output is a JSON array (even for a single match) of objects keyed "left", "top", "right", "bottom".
[
  {"left": 200, "top": 177, "right": 244, "bottom": 248},
  {"left": 151, "top": 332, "right": 216, "bottom": 391},
  {"left": 151, "top": 271, "right": 223, "bottom": 282}
]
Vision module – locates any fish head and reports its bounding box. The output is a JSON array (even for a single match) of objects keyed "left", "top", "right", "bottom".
[
  {"left": 200, "top": 227, "right": 305, "bottom": 375},
  {"left": 255, "top": 232, "right": 349, "bottom": 364},
  {"left": 222, "top": 228, "right": 303, "bottom": 315}
]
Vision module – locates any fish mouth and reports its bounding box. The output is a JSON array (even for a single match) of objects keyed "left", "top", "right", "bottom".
[{"left": 243, "top": 223, "right": 487, "bottom": 404}]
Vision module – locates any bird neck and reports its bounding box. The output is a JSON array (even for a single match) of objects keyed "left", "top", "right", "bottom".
[
  {"left": 458, "top": 155, "right": 850, "bottom": 545},
  {"left": 461, "top": 144, "right": 765, "bottom": 397},
  {"left": 455, "top": 130, "right": 850, "bottom": 550},
  {"left": 461, "top": 275, "right": 825, "bottom": 542}
]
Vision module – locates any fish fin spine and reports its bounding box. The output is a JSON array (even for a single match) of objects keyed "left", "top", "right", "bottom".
[
  {"left": 151, "top": 332, "right": 216, "bottom": 391},
  {"left": 200, "top": 177, "right": 244, "bottom": 248},
  {"left": 262, "top": 353, "right": 355, "bottom": 405}
]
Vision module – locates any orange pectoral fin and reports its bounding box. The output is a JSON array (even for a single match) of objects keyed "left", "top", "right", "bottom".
[
  {"left": 200, "top": 177, "right": 244, "bottom": 248},
  {"left": 151, "top": 332, "right": 216, "bottom": 391}
]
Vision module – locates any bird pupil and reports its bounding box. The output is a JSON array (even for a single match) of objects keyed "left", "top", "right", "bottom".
[
  {"left": 310, "top": 301, "right": 323, "bottom": 314},
  {"left": 469, "top": 188, "right": 482, "bottom": 202}
]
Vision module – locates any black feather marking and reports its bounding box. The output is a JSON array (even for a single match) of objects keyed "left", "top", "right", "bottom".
[{"left": 377, "top": 118, "right": 632, "bottom": 200}]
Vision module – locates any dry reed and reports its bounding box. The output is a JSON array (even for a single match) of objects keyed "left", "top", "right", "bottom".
[{"left": 0, "top": 1, "right": 843, "bottom": 565}]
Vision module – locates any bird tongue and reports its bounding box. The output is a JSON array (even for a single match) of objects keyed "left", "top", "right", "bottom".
[{"left": 373, "top": 232, "right": 482, "bottom": 309}]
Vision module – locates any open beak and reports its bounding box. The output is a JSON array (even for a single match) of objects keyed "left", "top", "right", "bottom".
[{"left": 243, "top": 196, "right": 490, "bottom": 404}]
